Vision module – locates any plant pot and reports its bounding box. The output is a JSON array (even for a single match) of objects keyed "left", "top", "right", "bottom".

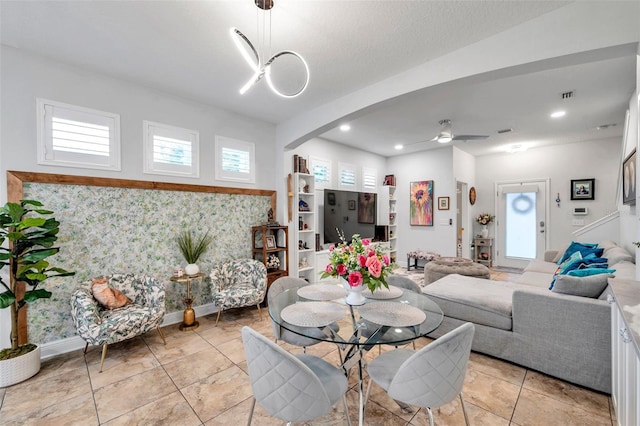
[
  {"left": 341, "top": 278, "right": 366, "bottom": 305},
  {"left": 185, "top": 263, "right": 199, "bottom": 276},
  {"left": 0, "top": 344, "right": 41, "bottom": 387}
]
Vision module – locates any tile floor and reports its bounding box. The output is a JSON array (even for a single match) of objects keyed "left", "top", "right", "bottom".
[{"left": 0, "top": 268, "right": 616, "bottom": 425}]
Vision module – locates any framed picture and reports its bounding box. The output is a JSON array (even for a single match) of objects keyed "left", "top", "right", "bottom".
[
  {"left": 348, "top": 199, "right": 356, "bottom": 210},
  {"left": 327, "top": 192, "right": 336, "bottom": 206},
  {"left": 469, "top": 187, "right": 476, "bottom": 205},
  {"left": 438, "top": 196, "right": 450, "bottom": 210},
  {"left": 623, "top": 149, "right": 636, "bottom": 205},
  {"left": 357, "top": 192, "right": 375, "bottom": 223},
  {"left": 410, "top": 180, "right": 434, "bottom": 226},
  {"left": 570, "top": 178, "right": 595, "bottom": 200},
  {"left": 266, "top": 235, "right": 276, "bottom": 249},
  {"left": 384, "top": 174, "right": 396, "bottom": 186}
]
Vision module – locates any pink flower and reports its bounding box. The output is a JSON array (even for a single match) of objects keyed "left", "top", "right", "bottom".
[
  {"left": 367, "top": 250, "right": 376, "bottom": 257},
  {"left": 366, "top": 256, "right": 382, "bottom": 278},
  {"left": 382, "top": 255, "right": 390, "bottom": 265},
  {"left": 329, "top": 244, "right": 335, "bottom": 252},
  {"left": 362, "top": 238, "right": 370, "bottom": 246},
  {"left": 336, "top": 264, "right": 347, "bottom": 275},
  {"left": 325, "top": 264, "right": 333, "bottom": 274},
  {"left": 358, "top": 255, "right": 367, "bottom": 267},
  {"left": 348, "top": 271, "right": 363, "bottom": 287}
]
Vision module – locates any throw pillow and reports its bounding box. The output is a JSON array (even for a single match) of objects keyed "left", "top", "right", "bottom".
[
  {"left": 567, "top": 268, "right": 616, "bottom": 277},
  {"left": 557, "top": 241, "right": 600, "bottom": 264},
  {"left": 92, "top": 277, "right": 132, "bottom": 310},
  {"left": 549, "top": 251, "right": 583, "bottom": 289},
  {"left": 551, "top": 274, "right": 612, "bottom": 298}
]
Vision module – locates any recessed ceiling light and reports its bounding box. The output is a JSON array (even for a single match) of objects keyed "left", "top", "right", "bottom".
[
  {"left": 505, "top": 144, "right": 528, "bottom": 153},
  {"left": 394, "top": 144, "right": 403, "bottom": 150},
  {"left": 550, "top": 110, "right": 566, "bottom": 118},
  {"left": 339, "top": 124, "right": 351, "bottom": 131}
]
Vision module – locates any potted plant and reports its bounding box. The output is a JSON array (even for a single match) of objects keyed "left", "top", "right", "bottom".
[
  {"left": 0, "top": 200, "right": 75, "bottom": 386},
  {"left": 177, "top": 230, "right": 212, "bottom": 276}
]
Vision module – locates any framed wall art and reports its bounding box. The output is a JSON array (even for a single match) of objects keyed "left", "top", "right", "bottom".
[
  {"left": 348, "top": 199, "right": 356, "bottom": 210},
  {"left": 623, "top": 149, "right": 636, "bottom": 205},
  {"left": 410, "top": 180, "right": 433, "bottom": 226},
  {"left": 266, "top": 235, "right": 276, "bottom": 249},
  {"left": 570, "top": 178, "right": 595, "bottom": 201},
  {"left": 438, "top": 196, "right": 450, "bottom": 210},
  {"left": 469, "top": 187, "right": 476, "bottom": 205},
  {"left": 357, "top": 192, "right": 376, "bottom": 223}
]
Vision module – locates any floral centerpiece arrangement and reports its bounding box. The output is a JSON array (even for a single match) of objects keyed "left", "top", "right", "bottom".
[
  {"left": 320, "top": 231, "right": 394, "bottom": 292},
  {"left": 476, "top": 213, "right": 495, "bottom": 225}
]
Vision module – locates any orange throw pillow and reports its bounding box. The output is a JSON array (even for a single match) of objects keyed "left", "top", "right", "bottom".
[{"left": 91, "top": 277, "right": 132, "bottom": 310}]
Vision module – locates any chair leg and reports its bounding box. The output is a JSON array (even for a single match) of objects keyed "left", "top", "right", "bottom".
[
  {"left": 427, "top": 407, "right": 434, "bottom": 426},
  {"left": 247, "top": 396, "right": 256, "bottom": 426},
  {"left": 460, "top": 392, "right": 470, "bottom": 426},
  {"left": 83, "top": 342, "right": 89, "bottom": 354},
  {"left": 215, "top": 308, "right": 222, "bottom": 326},
  {"left": 412, "top": 340, "right": 416, "bottom": 350},
  {"left": 255, "top": 303, "right": 263, "bottom": 321},
  {"left": 99, "top": 343, "right": 108, "bottom": 373},
  {"left": 364, "top": 376, "right": 373, "bottom": 411},
  {"left": 343, "top": 394, "right": 352, "bottom": 426},
  {"left": 156, "top": 325, "right": 167, "bottom": 345}
]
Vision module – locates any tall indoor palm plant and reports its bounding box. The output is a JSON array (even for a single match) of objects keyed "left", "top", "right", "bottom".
[{"left": 0, "top": 199, "right": 75, "bottom": 359}]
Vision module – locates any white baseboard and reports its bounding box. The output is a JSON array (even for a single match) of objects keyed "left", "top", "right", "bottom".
[{"left": 40, "top": 303, "right": 219, "bottom": 360}]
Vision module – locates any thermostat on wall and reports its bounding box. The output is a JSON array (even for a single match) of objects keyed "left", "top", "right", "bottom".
[{"left": 573, "top": 207, "right": 588, "bottom": 215}]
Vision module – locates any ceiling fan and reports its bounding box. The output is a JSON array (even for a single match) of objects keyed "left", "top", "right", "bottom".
[{"left": 430, "top": 119, "right": 489, "bottom": 143}]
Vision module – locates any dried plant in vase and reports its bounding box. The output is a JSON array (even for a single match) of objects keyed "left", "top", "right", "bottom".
[{"left": 177, "top": 230, "right": 212, "bottom": 276}]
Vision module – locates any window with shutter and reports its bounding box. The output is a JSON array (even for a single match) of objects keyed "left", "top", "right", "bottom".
[
  {"left": 37, "top": 98, "right": 121, "bottom": 170},
  {"left": 362, "top": 167, "right": 377, "bottom": 191},
  {"left": 143, "top": 121, "right": 199, "bottom": 178},
  {"left": 215, "top": 136, "right": 255, "bottom": 183},
  {"left": 309, "top": 156, "right": 331, "bottom": 189},
  {"left": 339, "top": 162, "right": 357, "bottom": 189}
]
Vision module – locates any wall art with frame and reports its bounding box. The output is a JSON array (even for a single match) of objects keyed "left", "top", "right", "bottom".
[
  {"left": 410, "top": 180, "right": 434, "bottom": 226},
  {"left": 438, "top": 196, "right": 450, "bottom": 210},
  {"left": 623, "top": 149, "right": 636, "bottom": 205},
  {"left": 570, "top": 178, "right": 595, "bottom": 201}
]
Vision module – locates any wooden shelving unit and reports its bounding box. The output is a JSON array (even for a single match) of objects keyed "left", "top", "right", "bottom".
[{"left": 251, "top": 225, "right": 289, "bottom": 290}]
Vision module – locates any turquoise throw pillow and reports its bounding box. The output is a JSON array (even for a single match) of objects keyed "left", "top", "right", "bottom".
[
  {"left": 557, "top": 241, "right": 600, "bottom": 264},
  {"left": 550, "top": 251, "right": 583, "bottom": 289},
  {"left": 567, "top": 268, "right": 616, "bottom": 277}
]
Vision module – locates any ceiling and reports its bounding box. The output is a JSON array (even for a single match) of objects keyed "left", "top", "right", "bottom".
[{"left": 1, "top": 1, "right": 637, "bottom": 157}]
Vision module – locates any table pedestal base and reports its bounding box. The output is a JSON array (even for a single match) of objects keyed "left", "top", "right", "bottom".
[{"left": 179, "top": 301, "right": 199, "bottom": 331}]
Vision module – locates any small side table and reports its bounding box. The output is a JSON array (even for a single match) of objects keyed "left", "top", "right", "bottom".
[{"left": 170, "top": 273, "right": 204, "bottom": 331}]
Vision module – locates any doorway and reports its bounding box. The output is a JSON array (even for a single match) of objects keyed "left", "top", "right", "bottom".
[
  {"left": 456, "top": 181, "right": 469, "bottom": 259},
  {"left": 495, "top": 179, "right": 548, "bottom": 268}
]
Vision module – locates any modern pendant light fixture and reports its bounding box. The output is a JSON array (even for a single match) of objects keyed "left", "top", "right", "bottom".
[{"left": 230, "top": 0, "right": 310, "bottom": 98}]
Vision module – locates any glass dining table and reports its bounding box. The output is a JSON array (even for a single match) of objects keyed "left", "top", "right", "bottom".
[{"left": 269, "top": 281, "right": 444, "bottom": 426}]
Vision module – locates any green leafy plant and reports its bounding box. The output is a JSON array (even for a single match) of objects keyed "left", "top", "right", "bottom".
[
  {"left": 177, "top": 230, "right": 212, "bottom": 264},
  {"left": 0, "top": 200, "right": 75, "bottom": 358}
]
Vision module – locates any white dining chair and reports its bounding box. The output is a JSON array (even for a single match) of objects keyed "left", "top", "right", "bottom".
[
  {"left": 241, "top": 326, "right": 352, "bottom": 426},
  {"left": 364, "top": 322, "right": 475, "bottom": 426},
  {"left": 386, "top": 274, "right": 422, "bottom": 293}
]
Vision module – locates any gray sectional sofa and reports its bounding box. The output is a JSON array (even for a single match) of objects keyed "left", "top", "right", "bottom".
[{"left": 423, "top": 240, "right": 635, "bottom": 393}]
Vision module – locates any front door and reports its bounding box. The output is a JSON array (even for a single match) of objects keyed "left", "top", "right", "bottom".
[{"left": 495, "top": 180, "right": 548, "bottom": 268}]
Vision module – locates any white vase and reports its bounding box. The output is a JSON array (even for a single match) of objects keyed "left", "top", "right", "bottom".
[
  {"left": 185, "top": 263, "right": 199, "bottom": 276},
  {"left": 481, "top": 225, "right": 489, "bottom": 238},
  {"left": 341, "top": 278, "right": 366, "bottom": 305},
  {"left": 0, "top": 344, "right": 41, "bottom": 387}
]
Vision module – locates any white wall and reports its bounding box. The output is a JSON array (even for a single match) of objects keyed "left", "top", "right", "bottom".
[
  {"left": 453, "top": 147, "right": 476, "bottom": 258},
  {"left": 0, "top": 46, "right": 277, "bottom": 350},
  {"left": 0, "top": 46, "right": 278, "bottom": 204},
  {"left": 475, "top": 137, "right": 621, "bottom": 250},
  {"left": 387, "top": 146, "right": 457, "bottom": 260}
]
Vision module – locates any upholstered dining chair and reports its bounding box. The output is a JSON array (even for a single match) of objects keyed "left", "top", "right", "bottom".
[
  {"left": 70, "top": 273, "right": 167, "bottom": 373},
  {"left": 268, "top": 277, "right": 341, "bottom": 358},
  {"left": 387, "top": 274, "right": 422, "bottom": 293},
  {"left": 241, "top": 326, "right": 351, "bottom": 426},
  {"left": 361, "top": 274, "right": 422, "bottom": 352},
  {"left": 210, "top": 258, "right": 267, "bottom": 326},
  {"left": 364, "top": 322, "right": 475, "bottom": 426}
]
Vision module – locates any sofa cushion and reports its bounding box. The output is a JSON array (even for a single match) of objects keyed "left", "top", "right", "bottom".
[
  {"left": 524, "top": 260, "right": 558, "bottom": 274},
  {"left": 604, "top": 246, "right": 634, "bottom": 266},
  {"left": 551, "top": 274, "right": 612, "bottom": 298},
  {"left": 422, "top": 274, "right": 520, "bottom": 331},
  {"left": 515, "top": 271, "right": 556, "bottom": 288}
]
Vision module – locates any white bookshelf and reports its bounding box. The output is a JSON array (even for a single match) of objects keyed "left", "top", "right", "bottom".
[{"left": 292, "top": 172, "right": 316, "bottom": 281}]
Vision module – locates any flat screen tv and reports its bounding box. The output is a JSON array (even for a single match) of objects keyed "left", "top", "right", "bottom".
[{"left": 324, "top": 189, "right": 377, "bottom": 245}]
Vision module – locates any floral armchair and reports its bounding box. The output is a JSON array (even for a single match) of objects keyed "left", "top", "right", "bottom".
[
  {"left": 70, "top": 273, "right": 166, "bottom": 372},
  {"left": 210, "top": 258, "right": 267, "bottom": 325}
]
